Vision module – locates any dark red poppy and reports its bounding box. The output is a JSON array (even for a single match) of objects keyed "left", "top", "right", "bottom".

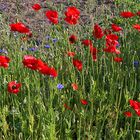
[
  {"left": 22, "top": 55, "right": 38, "bottom": 70},
  {"left": 113, "top": 57, "right": 123, "bottom": 62},
  {"left": 124, "top": 111, "right": 132, "bottom": 117},
  {"left": 111, "top": 23, "right": 122, "bottom": 32},
  {"left": 32, "top": 3, "right": 41, "bottom": 11},
  {"left": 93, "top": 24, "right": 104, "bottom": 39},
  {"left": 136, "top": 11, "right": 140, "bottom": 16},
  {"left": 80, "top": 99, "right": 88, "bottom": 105},
  {"left": 64, "top": 103, "right": 72, "bottom": 110},
  {"left": 89, "top": 45, "right": 98, "bottom": 61},
  {"left": 73, "top": 59, "right": 82, "bottom": 71},
  {"left": 69, "top": 35, "right": 77, "bottom": 44},
  {"left": 104, "top": 29, "right": 112, "bottom": 35},
  {"left": 82, "top": 39, "right": 92, "bottom": 47},
  {"left": 10, "top": 22, "right": 31, "bottom": 34},
  {"left": 64, "top": 6, "right": 80, "bottom": 25},
  {"left": 0, "top": 55, "right": 10, "bottom": 68},
  {"left": 133, "top": 24, "right": 140, "bottom": 32},
  {"left": 67, "top": 51, "right": 75, "bottom": 57},
  {"left": 120, "top": 11, "right": 135, "bottom": 18},
  {"left": 46, "top": 10, "right": 58, "bottom": 24},
  {"left": 7, "top": 81, "right": 21, "bottom": 94}
]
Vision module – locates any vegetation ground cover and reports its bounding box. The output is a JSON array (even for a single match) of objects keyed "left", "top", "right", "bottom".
[{"left": 0, "top": 0, "right": 140, "bottom": 139}]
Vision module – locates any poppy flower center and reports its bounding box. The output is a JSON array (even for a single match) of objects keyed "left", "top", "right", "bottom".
[{"left": 12, "top": 85, "right": 17, "bottom": 89}]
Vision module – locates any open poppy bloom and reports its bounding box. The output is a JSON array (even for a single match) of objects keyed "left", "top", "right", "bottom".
[
  {"left": 73, "top": 59, "right": 82, "bottom": 71},
  {"left": 32, "top": 3, "right": 41, "bottom": 11},
  {"left": 10, "top": 22, "right": 31, "bottom": 34},
  {"left": 37, "top": 59, "right": 58, "bottom": 77},
  {"left": 46, "top": 10, "right": 58, "bottom": 24},
  {"left": 71, "top": 83, "right": 78, "bottom": 91},
  {"left": 82, "top": 39, "right": 92, "bottom": 47},
  {"left": 7, "top": 81, "right": 21, "bottom": 94},
  {"left": 129, "top": 99, "right": 140, "bottom": 116},
  {"left": 111, "top": 23, "right": 122, "bottom": 32},
  {"left": 69, "top": 35, "right": 77, "bottom": 44},
  {"left": 80, "top": 99, "right": 88, "bottom": 105},
  {"left": 67, "top": 51, "right": 76, "bottom": 57},
  {"left": 113, "top": 57, "right": 123, "bottom": 62},
  {"left": 93, "top": 24, "right": 104, "bottom": 39},
  {"left": 103, "top": 34, "right": 121, "bottom": 54},
  {"left": 22, "top": 55, "right": 39, "bottom": 70},
  {"left": 133, "top": 24, "right": 140, "bottom": 32},
  {"left": 0, "top": 55, "right": 10, "bottom": 68},
  {"left": 120, "top": 11, "right": 135, "bottom": 18},
  {"left": 64, "top": 6, "right": 80, "bottom": 25},
  {"left": 124, "top": 111, "right": 132, "bottom": 117}
]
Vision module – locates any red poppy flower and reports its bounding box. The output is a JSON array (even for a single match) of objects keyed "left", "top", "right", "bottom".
[
  {"left": 129, "top": 99, "right": 140, "bottom": 117},
  {"left": 93, "top": 24, "right": 104, "bottom": 39},
  {"left": 103, "top": 46, "right": 121, "bottom": 54},
  {"left": 89, "top": 45, "right": 98, "bottom": 61},
  {"left": 73, "top": 59, "right": 82, "bottom": 71},
  {"left": 111, "top": 23, "right": 122, "bottom": 32},
  {"left": 103, "top": 34, "right": 120, "bottom": 54},
  {"left": 0, "top": 56, "right": 10, "bottom": 68},
  {"left": 10, "top": 22, "right": 31, "bottom": 34},
  {"left": 124, "top": 111, "right": 132, "bottom": 117},
  {"left": 64, "top": 6, "right": 80, "bottom": 25},
  {"left": 80, "top": 99, "right": 88, "bottom": 105},
  {"left": 120, "top": 11, "right": 135, "bottom": 18},
  {"left": 133, "top": 24, "right": 140, "bottom": 32},
  {"left": 32, "top": 3, "right": 41, "bottom": 11},
  {"left": 106, "top": 34, "right": 119, "bottom": 41},
  {"left": 69, "top": 35, "right": 77, "bottom": 44},
  {"left": 46, "top": 10, "right": 58, "bottom": 24},
  {"left": 104, "top": 29, "right": 112, "bottom": 35},
  {"left": 22, "top": 55, "right": 38, "bottom": 70},
  {"left": 37, "top": 60, "right": 58, "bottom": 77},
  {"left": 7, "top": 81, "right": 21, "bottom": 94},
  {"left": 113, "top": 57, "right": 123, "bottom": 63},
  {"left": 64, "top": 103, "right": 72, "bottom": 110},
  {"left": 71, "top": 83, "right": 78, "bottom": 91},
  {"left": 82, "top": 39, "right": 92, "bottom": 47},
  {"left": 67, "top": 51, "right": 75, "bottom": 57},
  {"left": 136, "top": 11, "right": 140, "bottom": 16}
]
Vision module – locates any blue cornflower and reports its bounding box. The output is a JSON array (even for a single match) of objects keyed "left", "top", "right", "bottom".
[
  {"left": 133, "top": 61, "right": 139, "bottom": 67},
  {"left": 44, "top": 44, "right": 51, "bottom": 48},
  {"left": 116, "top": 43, "right": 120, "bottom": 48},
  {"left": 52, "top": 38, "right": 58, "bottom": 43},
  {"left": 57, "top": 84, "right": 64, "bottom": 90},
  {"left": 0, "top": 49, "right": 4, "bottom": 53},
  {"left": 28, "top": 47, "right": 37, "bottom": 52},
  {"left": 46, "top": 35, "right": 50, "bottom": 40}
]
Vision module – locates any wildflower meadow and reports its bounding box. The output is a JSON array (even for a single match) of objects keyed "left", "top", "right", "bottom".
[{"left": 0, "top": 0, "right": 140, "bottom": 139}]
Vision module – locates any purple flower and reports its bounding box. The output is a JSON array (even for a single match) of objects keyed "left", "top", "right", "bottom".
[
  {"left": 28, "top": 47, "right": 37, "bottom": 52},
  {"left": 57, "top": 84, "right": 64, "bottom": 90},
  {"left": 44, "top": 44, "right": 51, "bottom": 48},
  {"left": 116, "top": 43, "right": 120, "bottom": 48},
  {"left": 52, "top": 38, "right": 58, "bottom": 43},
  {"left": 46, "top": 35, "right": 50, "bottom": 40}
]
